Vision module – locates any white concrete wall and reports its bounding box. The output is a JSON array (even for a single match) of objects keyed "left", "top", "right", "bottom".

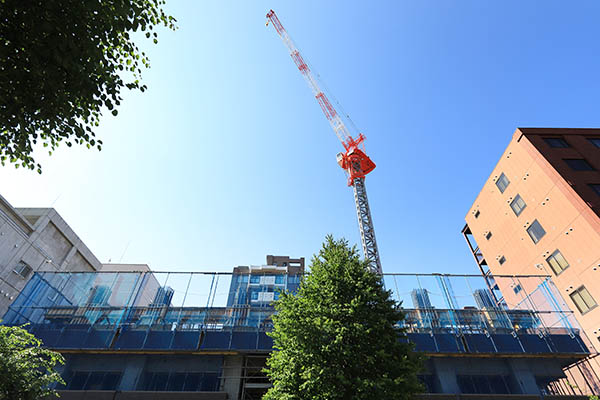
[{"left": 0, "top": 196, "right": 102, "bottom": 316}]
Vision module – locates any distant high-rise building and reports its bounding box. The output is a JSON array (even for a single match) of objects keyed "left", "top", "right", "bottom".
[
  {"left": 473, "top": 289, "right": 497, "bottom": 309},
  {"left": 411, "top": 288, "right": 432, "bottom": 309},
  {"left": 226, "top": 255, "right": 304, "bottom": 307}
]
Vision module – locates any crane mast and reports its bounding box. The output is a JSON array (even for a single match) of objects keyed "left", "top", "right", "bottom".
[{"left": 266, "top": 10, "right": 382, "bottom": 274}]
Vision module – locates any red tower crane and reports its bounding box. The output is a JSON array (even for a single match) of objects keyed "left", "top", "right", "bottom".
[{"left": 266, "top": 10, "right": 382, "bottom": 274}]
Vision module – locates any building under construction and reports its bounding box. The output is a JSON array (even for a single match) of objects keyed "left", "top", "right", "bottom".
[{"left": 3, "top": 265, "right": 595, "bottom": 399}]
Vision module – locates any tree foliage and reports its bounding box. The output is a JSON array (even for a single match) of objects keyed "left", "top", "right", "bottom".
[
  {"left": 264, "top": 236, "right": 423, "bottom": 400},
  {"left": 0, "top": 324, "right": 65, "bottom": 399},
  {"left": 0, "top": 0, "right": 176, "bottom": 173}
]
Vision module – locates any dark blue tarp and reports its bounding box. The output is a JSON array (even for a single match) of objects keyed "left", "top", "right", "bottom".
[
  {"left": 548, "top": 334, "right": 587, "bottom": 353},
  {"left": 433, "top": 333, "right": 464, "bottom": 352},
  {"left": 464, "top": 334, "right": 495, "bottom": 353},
  {"left": 231, "top": 332, "right": 258, "bottom": 350},
  {"left": 172, "top": 331, "right": 201, "bottom": 350},
  {"left": 518, "top": 334, "right": 551, "bottom": 353},
  {"left": 143, "top": 330, "right": 172, "bottom": 349},
  {"left": 490, "top": 334, "right": 522, "bottom": 353},
  {"left": 112, "top": 328, "right": 147, "bottom": 349},
  {"left": 200, "top": 331, "right": 231, "bottom": 350},
  {"left": 408, "top": 333, "right": 437, "bottom": 352}
]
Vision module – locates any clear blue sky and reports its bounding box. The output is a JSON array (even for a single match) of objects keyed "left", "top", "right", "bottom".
[{"left": 2, "top": 1, "right": 600, "bottom": 273}]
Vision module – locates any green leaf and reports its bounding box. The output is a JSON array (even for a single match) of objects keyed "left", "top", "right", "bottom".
[{"left": 0, "top": 0, "right": 177, "bottom": 173}]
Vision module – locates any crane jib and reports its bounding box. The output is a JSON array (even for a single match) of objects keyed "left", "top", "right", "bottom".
[{"left": 266, "top": 10, "right": 382, "bottom": 274}]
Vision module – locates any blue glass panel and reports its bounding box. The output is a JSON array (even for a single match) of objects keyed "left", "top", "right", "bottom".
[
  {"left": 518, "top": 334, "right": 551, "bottom": 353},
  {"left": 491, "top": 334, "right": 522, "bottom": 353},
  {"left": 464, "top": 334, "right": 495, "bottom": 353},
  {"left": 113, "top": 328, "right": 147, "bottom": 349},
  {"left": 433, "top": 334, "right": 463, "bottom": 352},
  {"left": 231, "top": 332, "right": 258, "bottom": 350},
  {"left": 407, "top": 333, "right": 437, "bottom": 352},
  {"left": 200, "top": 331, "right": 231, "bottom": 350},
  {"left": 172, "top": 331, "right": 201, "bottom": 350},
  {"left": 258, "top": 332, "right": 273, "bottom": 350}
]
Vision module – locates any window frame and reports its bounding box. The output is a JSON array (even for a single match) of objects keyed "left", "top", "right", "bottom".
[
  {"left": 564, "top": 158, "right": 594, "bottom": 171},
  {"left": 546, "top": 250, "right": 569, "bottom": 276},
  {"left": 543, "top": 137, "right": 569, "bottom": 148},
  {"left": 495, "top": 173, "right": 510, "bottom": 193},
  {"left": 588, "top": 138, "right": 600, "bottom": 148},
  {"left": 569, "top": 286, "right": 597, "bottom": 315},
  {"left": 513, "top": 284, "right": 522, "bottom": 295},
  {"left": 13, "top": 261, "right": 32, "bottom": 279},
  {"left": 526, "top": 220, "right": 546, "bottom": 244},
  {"left": 510, "top": 194, "right": 527, "bottom": 217}
]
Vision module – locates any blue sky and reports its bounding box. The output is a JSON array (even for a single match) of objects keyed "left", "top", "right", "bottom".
[{"left": 2, "top": 1, "right": 600, "bottom": 273}]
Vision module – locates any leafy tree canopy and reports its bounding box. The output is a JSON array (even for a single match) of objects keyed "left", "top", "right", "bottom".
[
  {"left": 0, "top": 324, "right": 65, "bottom": 399},
  {"left": 0, "top": 0, "right": 176, "bottom": 173},
  {"left": 264, "top": 236, "right": 423, "bottom": 400}
]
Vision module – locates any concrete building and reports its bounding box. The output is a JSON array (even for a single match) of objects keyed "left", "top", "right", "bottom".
[
  {"left": 3, "top": 268, "right": 593, "bottom": 399},
  {"left": 463, "top": 127, "right": 600, "bottom": 393},
  {"left": 0, "top": 194, "right": 102, "bottom": 315}
]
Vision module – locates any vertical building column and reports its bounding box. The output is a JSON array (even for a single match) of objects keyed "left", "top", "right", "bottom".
[
  {"left": 430, "top": 358, "right": 460, "bottom": 394},
  {"left": 221, "top": 355, "right": 244, "bottom": 399},
  {"left": 507, "top": 359, "right": 539, "bottom": 394},
  {"left": 118, "top": 355, "right": 147, "bottom": 390}
]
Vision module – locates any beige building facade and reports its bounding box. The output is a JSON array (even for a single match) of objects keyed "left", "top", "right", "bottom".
[{"left": 463, "top": 128, "right": 600, "bottom": 390}]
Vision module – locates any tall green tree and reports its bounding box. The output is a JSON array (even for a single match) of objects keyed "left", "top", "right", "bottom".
[
  {"left": 0, "top": 324, "right": 65, "bottom": 399},
  {"left": 264, "top": 236, "right": 423, "bottom": 400},
  {"left": 0, "top": 0, "right": 176, "bottom": 173}
]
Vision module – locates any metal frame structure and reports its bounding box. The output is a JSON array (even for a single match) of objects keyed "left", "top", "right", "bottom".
[{"left": 266, "top": 10, "right": 381, "bottom": 273}]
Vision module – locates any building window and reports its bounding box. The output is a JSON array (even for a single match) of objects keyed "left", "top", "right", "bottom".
[
  {"left": 250, "top": 275, "right": 260, "bottom": 284},
  {"left": 499, "top": 256, "right": 506, "bottom": 265},
  {"left": 495, "top": 173, "right": 510, "bottom": 193},
  {"left": 13, "top": 261, "right": 32, "bottom": 279},
  {"left": 564, "top": 158, "right": 594, "bottom": 171},
  {"left": 275, "top": 275, "right": 285, "bottom": 284},
  {"left": 510, "top": 194, "right": 527, "bottom": 216},
  {"left": 513, "top": 284, "right": 522, "bottom": 295},
  {"left": 588, "top": 138, "right": 600, "bottom": 148},
  {"left": 546, "top": 250, "right": 569, "bottom": 275},
  {"left": 544, "top": 138, "right": 569, "bottom": 148},
  {"left": 569, "top": 286, "right": 597, "bottom": 315},
  {"left": 457, "top": 375, "right": 511, "bottom": 394},
  {"left": 140, "top": 372, "right": 219, "bottom": 391},
  {"left": 474, "top": 210, "right": 480, "bottom": 218},
  {"left": 526, "top": 220, "right": 546, "bottom": 244},
  {"left": 67, "top": 371, "right": 122, "bottom": 390},
  {"left": 590, "top": 184, "right": 600, "bottom": 196},
  {"left": 485, "top": 231, "right": 492, "bottom": 240}
]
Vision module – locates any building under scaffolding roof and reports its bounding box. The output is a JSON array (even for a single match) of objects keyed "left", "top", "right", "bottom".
[{"left": 3, "top": 267, "right": 598, "bottom": 399}]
